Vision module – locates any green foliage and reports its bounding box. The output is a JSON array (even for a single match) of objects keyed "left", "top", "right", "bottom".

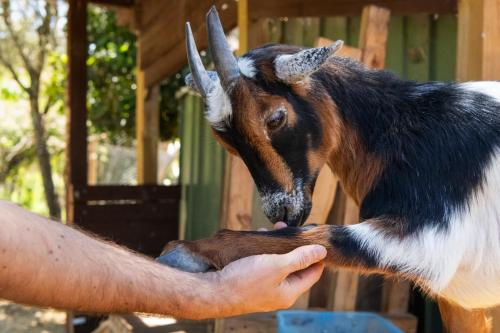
[
  {"left": 87, "top": 6, "right": 184, "bottom": 144},
  {"left": 87, "top": 6, "right": 137, "bottom": 144}
]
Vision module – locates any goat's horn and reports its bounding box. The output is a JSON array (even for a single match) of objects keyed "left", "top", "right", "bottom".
[
  {"left": 274, "top": 40, "right": 344, "bottom": 84},
  {"left": 185, "top": 22, "right": 215, "bottom": 97},
  {"left": 207, "top": 6, "right": 240, "bottom": 89}
]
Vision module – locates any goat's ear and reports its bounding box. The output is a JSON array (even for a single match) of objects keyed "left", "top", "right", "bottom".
[{"left": 274, "top": 40, "right": 343, "bottom": 84}]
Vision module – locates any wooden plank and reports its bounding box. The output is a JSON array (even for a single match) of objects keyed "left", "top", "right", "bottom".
[
  {"left": 215, "top": 312, "right": 275, "bottom": 333},
  {"left": 67, "top": 0, "right": 88, "bottom": 189},
  {"left": 382, "top": 313, "right": 418, "bottom": 333},
  {"left": 359, "top": 5, "right": 391, "bottom": 69},
  {"left": 179, "top": 95, "right": 195, "bottom": 240},
  {"left": 220, "top": 156, "right": 254, "bottom": 230},
  {"left": 305, "top": 167, "right": 338, "bottom": 225},
  {"left": 220, "top": 8, "right": 265, "bottom": 232},
  {"left": 381, "top": 278, "right": 411, "bottom": 314},
  {"left": 90, "top": 0, "right": 134, "bottom": 7},
  {"left": 249, "top": 0, "right": 457, "bottom": 18},
  {"left": 140, "top": 1, "right": 184, "bottom": 69},
  {"left": 73, "top": 202, "right": 179, "bottom": 222},
  {"left": 492, "top": 306, "right": 500, "bottom": 333},
  {"left": 316, "top": 37, "right": 362, "bottom": 60},
  {"left": 74, "top": 204, "right": 179, "bottom": 255},
  {"left": 140, "top": 0, "right": 238, "bottom": 87},
  {"left": 328, "top": 196, "right": 360, "bottom": 311},
  {"left": 457, "top": 0, "right": 500, "bottom": 81},
  {"left": 405, "top": 15, "right": 431, "bottom": 81},
  {"left": 186, "top": 97, "right": 202, "bottom": 239},
  {"left": 136, "top": 59, "right": 160, "bottom": 184},
  {"left": 72, "top": 185, "right": 181, "bottom": 203},
  {"left": 140, "top": 0, "right": 176, "bottom": 31},
  {"left": 238, "top": 0, "right": 249, "bottom": 55}
]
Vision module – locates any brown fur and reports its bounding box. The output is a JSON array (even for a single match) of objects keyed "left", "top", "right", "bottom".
[
  {"left": 329, "top": 123, "right": 384, "bottom": 204},
  {"left": 162, "top": 225, "right": 388, "bottom": 275}
]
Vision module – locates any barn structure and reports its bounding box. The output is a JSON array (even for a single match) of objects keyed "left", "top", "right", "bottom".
[{"left": 65, "top": 0, "right": 500, "bottom": 332}]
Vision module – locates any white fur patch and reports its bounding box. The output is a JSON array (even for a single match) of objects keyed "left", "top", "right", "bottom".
[
  {"left": 460, "top": 81, "right": 500, "bottom": 104},
  {"left": 205, "top": 83, "right": 232, "bottom": 130},
  {"left": 349, "top": 150, "right": 500, "bottom": 309},
  {"left": 238, "top": 56, "right": 256, "bottom": 78}
]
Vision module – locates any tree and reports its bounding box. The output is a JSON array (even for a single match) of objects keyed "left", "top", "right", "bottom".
[
  {"left": 0, "top": 0, "right": 62, "bottom": 218},
  {"left": 87, "top": 6, "right": 184, "bottom": 144}
]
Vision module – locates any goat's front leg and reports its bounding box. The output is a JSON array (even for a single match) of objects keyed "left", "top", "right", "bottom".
[{"left": 156, "top": 224, "right": 386, "bottom": 274}]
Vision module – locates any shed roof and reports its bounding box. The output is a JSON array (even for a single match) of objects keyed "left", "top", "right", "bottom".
[{"left": 93, "top": 0, "right": 457, "bottom": 86}]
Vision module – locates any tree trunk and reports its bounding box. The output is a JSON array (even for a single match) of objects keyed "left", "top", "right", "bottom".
[{"left": 29, "top": 94, "right": 61, "bottom": 219}]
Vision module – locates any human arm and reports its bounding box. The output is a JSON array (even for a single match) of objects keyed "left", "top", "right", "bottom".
[{"left": 0, "top": 200, "right": 326, "bottom": 319}]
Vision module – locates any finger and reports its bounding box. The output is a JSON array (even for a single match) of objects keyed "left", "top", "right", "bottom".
[
  {"left": 273, "top": 222, "right": 288, "bottom": 230},
  {"left": 278, "top": 245, "right": 327, "bottom": 274},
  {"left": 283, "top": 262, "right": 325, "bottom": 293}
]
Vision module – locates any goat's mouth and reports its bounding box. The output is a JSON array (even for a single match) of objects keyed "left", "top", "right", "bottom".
[{"left": 260, "top": 190, "right": 312, "bottom": 227}]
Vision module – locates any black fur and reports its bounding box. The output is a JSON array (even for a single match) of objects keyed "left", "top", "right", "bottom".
[{"left": 313, "top": 60, "right": 500, "bottom": 233}]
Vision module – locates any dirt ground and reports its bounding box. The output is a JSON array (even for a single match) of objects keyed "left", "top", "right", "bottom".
[{"left": 0, "top": 300, "right": 65, "bottom": 333}]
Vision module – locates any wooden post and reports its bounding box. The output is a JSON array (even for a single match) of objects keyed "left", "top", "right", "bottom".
[
  {"left": 136, "top": 55, "right": 160, "bottom": 184},
  {"left": 66, "top": 2, "right": 87, "bottom": 331},
  {"left": 220, "top": 0, "right": 256, "bottom": 231},
  {"left": 67, "top": 0, "right": 88, "bottom": 224},
  {"left": 457, "top": 0, "right": 500, "bottom": 329},
  {"left": 457, "top": 0, "right": 500, "bottom": 81}
]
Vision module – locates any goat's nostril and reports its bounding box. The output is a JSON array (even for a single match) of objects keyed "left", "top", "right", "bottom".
[{"left": 270, "top": 205, "right": 288, "bottom": 223}]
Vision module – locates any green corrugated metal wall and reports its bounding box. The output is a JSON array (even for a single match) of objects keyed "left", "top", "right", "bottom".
[{"left": 179, "top": 93, "right": 225, "bottom": 241}]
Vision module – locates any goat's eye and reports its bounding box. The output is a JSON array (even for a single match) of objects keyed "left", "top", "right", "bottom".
[{"left": 266, "top": 109, "right": 287, "bottom": 131}]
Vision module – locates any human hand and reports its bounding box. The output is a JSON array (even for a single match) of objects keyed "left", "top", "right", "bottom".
[{"left": 198, "top": 243, "right": 326, "bottom": 318}]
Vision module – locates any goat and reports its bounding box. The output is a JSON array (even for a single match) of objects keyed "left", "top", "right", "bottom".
[{"left": 157, "top": 7, "right": 500, "bottom": 332}]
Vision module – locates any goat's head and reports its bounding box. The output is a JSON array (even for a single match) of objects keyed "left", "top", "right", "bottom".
[{"left": 185, "top": 7, "right": 343, "bottom": 226}]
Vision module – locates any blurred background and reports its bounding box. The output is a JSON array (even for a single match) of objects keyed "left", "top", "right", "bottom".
[{"left": 0, "top": 0, "right": 499, "bottom": 332}]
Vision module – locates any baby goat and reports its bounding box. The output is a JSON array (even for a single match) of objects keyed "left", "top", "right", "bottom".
[{"left": 158, "top": 7, "right": 500, "bottom": 332}]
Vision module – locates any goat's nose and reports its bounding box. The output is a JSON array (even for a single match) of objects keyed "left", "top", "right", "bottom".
[{"left": 270, "top": 205, "right": 288, "bottom": 224}]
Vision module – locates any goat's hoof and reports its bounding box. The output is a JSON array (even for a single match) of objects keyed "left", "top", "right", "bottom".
[{"left": 156, "top": 243, "right": 212, "bottom": 273}]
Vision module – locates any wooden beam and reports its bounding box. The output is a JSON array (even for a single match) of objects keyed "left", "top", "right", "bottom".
[
  {"left": 67, "top": 0, "right": 88, "bottom": 188},
  {"left": 89, "top": 0, "right": 134, "bottom": 7},
  {"left": 139, "top": 0, "right": 237, "bottom": 87},
  {"left": 136, "top": 61, "right": 160, "bottom": 184},
  {"left": 219, "top": 1, "right": 259, "bottom": 232},
  {"left": 328, "top": 196, "right": 360, "bottom": 311},
  {"left": 249, "top": 0, "right": 456, "bottom": 18},
  {"left": 456, "top": 0, "right": 500, "bottom": 80},
  {"left": 67, "top": 0, "right": 88, "bottom": 227},
  {"left": 359, "top": 5, "right": 391, "bottom": 69},
  {"left": 238, "top": 0, "right": 249, "bottom": 56}
]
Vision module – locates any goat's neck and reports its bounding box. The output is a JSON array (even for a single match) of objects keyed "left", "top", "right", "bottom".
[{"left": 316, "top": 61, "right": 404, "bottom": 204}]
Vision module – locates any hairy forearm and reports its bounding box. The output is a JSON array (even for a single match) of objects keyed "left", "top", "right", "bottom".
[{"left": 0, "top": 200, "right": 218, "bottom": 318}]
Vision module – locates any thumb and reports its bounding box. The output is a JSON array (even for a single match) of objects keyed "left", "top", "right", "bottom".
[
  {"left": 282, "top": 262, "right": 325, "bottom": 295},
  {"left": 279, "top": 245, "right": 327, "bottom": 274}
]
